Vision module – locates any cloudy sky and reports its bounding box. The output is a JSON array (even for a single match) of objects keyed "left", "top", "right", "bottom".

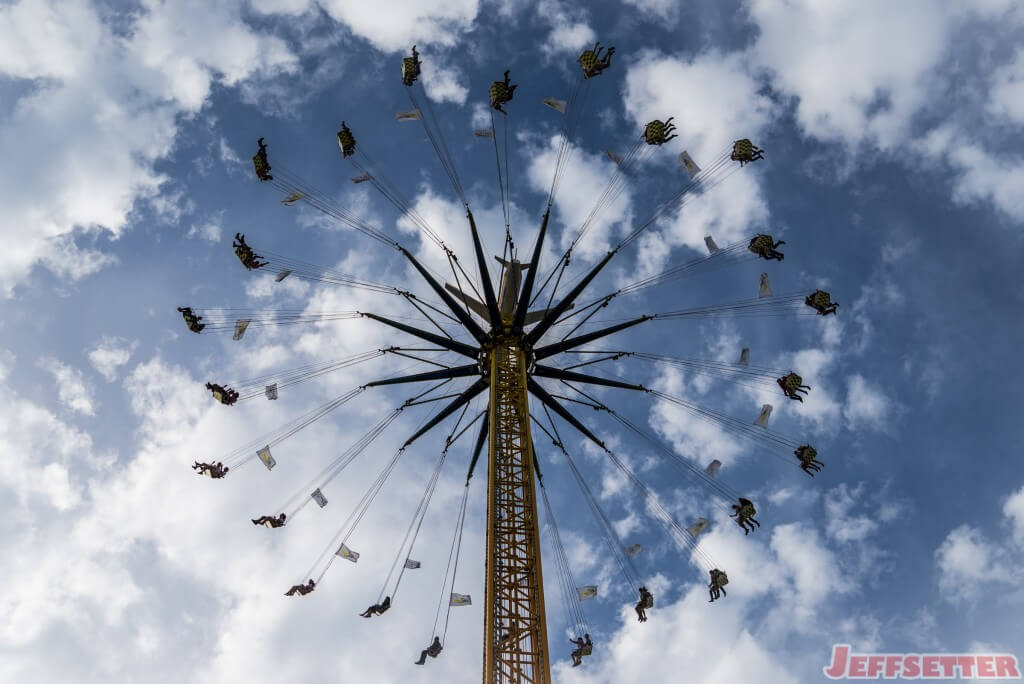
[{"left": 2, "top": 0, "right": 1023, "bottom": 682}]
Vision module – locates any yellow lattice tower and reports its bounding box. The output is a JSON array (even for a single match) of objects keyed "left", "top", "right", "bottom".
[
  {"left": 364, "top": 210, "right": 646, "bottom": 683},
  {"left": 484, "top": 340, "right": 550, "bottom": 683}
]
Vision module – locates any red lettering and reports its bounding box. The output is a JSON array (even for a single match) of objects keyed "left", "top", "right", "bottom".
[
  {"left": 824, "top": 645, "right": 851, "bottom": 679},
  {"left": 884, "top": 655, "right": 901, "bottom": 678},
  {"left": 994, "top": 655, "right": 1021, "bottom": 678},
  {"left": 958, "top": 655, "right": 977, "bottom": 679},
  {"left": 938, "top": 656, "right": 957, "bottom": 677},
  {"left": 977, "top": 655, "right": 995, "bottom": 677},
  {"left": 849, "top": 654, "right": 868, "bottom": 677},
  {"left": 865, "top": 655, "right": 884, "bottom": 678},
  {"left": 903, "top": 654, "right": 921, "bottom": 678},
  {"left": 922, "top": 655, "right": 941, "bottom": 677}
]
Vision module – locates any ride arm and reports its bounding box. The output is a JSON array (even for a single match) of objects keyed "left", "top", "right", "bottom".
[
  {"left": 527, "top": 378, "right": 608, "bottom": 452},
  {"left": 524, "top": 249, "right": 618, "bottom": 346},
  {"left": 465, "top": 412, "right": 489, "bottom": 483},
  {"left": 532, "top": 364, "right": 646, "bottom": 392},
  {"left": 533, "top": 316, "right": 651, "bottom": 361},
  {"left": 398, "top": 246, "right": 489, "bottom": 344},
  {"left": 362, "top": 312, "right": 478, "bottom": 358},
  {"left": 466, "top": 210, "right": 502, "bottom": 326},
  {"left": 512, "top": 209, "right": 550, "bottom": 331},
  {"left": 403, "top": 378, "right": 488, "bottom": 447},
  {"left": 365, "top": 364, "right": 480, "bottom": 388}
]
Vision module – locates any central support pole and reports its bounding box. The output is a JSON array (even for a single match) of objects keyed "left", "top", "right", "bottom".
[{"left": 484, "top": 341, "right": 550, "bottom": 683}]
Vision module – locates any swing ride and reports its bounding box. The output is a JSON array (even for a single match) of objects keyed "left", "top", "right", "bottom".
[{"left": 181, "top": 43, "right": 840, "bottom": 683}]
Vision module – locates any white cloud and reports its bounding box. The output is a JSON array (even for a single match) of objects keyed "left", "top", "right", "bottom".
[
  {"left": 621, "top": 50, "right": 773, "bottom": 267},
  {"left": 748, "top": 0, "right": 952, "bottom": 150},
  {"left": 536, "top": 0, "right": 596, "bottom": 58},
  {"left": 613, "top": 511, "right": 641, "bottom": 538},
  {"left": 218, "top": 136, "right": 245, "bottom": 169},
  {"left": 783, "top": 347, "right": 842, "bottom": 431},
  {"left": 1003, "top": 485, "right": 1024, "bottom": 547},
  {"left": 318, "top": 0, "right": 479, "bottom": 52},
  {"left": 824, "top": 483, "right": 880, "bottom": 544},
  {"left": 0, "top": 0, "right": 298, "bottom": 296},
  {"left": 420, "top": 53, "right": 469, "bottom": 104},
  {"left": 0, "top": 359, "right": 101, "bottom": 513},
  {"left": 187, "top": 214, "right": 223, "bottom": 243},
  {"left": 522, "top": 135, "right": 634, "bottom": 264},
  {"left": 554, "top": 520, "right": 856, "bottom": 683},
  {"left": 38, "top": 356, "right": 97, "bottom": 415},
  {"left": 917, "top": 125, "right": 1024, "bottom": 222},
  {"left": 622, "top": 0, "right": 679, "bottom": 23},
  {"left": 647, "top": 367, "right": 747, "bottom": 469},
  {"left": 251, "top": 0, "right": 314, "bottom": 14},
  {"left": 849, "top": 246, "right": 908, "bottom": 353},
  {"left": 88, "top": 337, "right": 139, "bottom": 382},
  {"left": 470, "top": 102, "right": 492, "bottom": 130},
  {"left": 244, "top": 272, "right": 311, "bottom": 300},
  {"left": 987, "top": 47, "right": 1024, "bottom": 125},
  {"left": 843, "top": 374, "right": 897, "bottom": 432},
  {"left": 745, "top": 0, "right": 1024, "bottom": 221},
  {"left": 935, "top": 525, "right": 1017, "bottom": 603}
]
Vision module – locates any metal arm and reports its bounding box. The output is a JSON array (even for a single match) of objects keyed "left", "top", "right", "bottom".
[
  {"left": 512, "top": 208, "right": 550, "bottom": 331},
  {"left": 366, "top": 364, "right": 480, "bottom": 387},
  {"left": 526, "top": 378, "right": 607, "bottom": 452},
  {"left": 534, "top": 316, "right": 651, "bottom": 361},
  {"left": 532, "top": 364, "right": 646, "bottom": 391},
  {"left": 362, "top": 312, "right": 478, "bottom": 358},
  {"left": 525, "top": 249, "right": 618, "bottom": 346},
  {"left": 403, "top": 378, "right": 488, "bottom": 447}
]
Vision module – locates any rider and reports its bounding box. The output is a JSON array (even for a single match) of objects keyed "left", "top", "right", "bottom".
[
  {"left": 177, "top": 307, "right": 205, "bottom": 333},
  {"left": 359, "top": 595, "right": 391, "bottom": 618},
  {"left": 253, "top": 137, "right": 273, "bottom": 181},
  {"left": 192, "top": 461, "right": 228, "bottom": 478},
  {"left": 284, "top": 579, "right": 315, "bottom": 596},
  {"left": 794, "top": 444, "right": 823, "bottom": 476},
  {"left": 489, "top": 70, "right": 518, "bottom": 114},
  {"left": 570, "top": 636, "right": 585, "bottom": 667},
  {"left": 233, "top": 233, "right": 268, "bottom": 270},
  {"left": 708, "top": 569, "right": 728, "bottom": 602},
  {"left": 414, "top": 636, "right": 443, "bottom": 665},
  {"left": 731, "top": 498, "right": 760, "bottom": 535},
  {"left": 748, "top": 234, "right": 785, "bottom": 261},
  {"left": 635, "top": 586, "right": 653, "bottom": 622},
  {"left": 251, "top": 513, "right": 287, "bottom": 528},
  {"left": 805, "top": 290, "right": 839, "bottom": 316},
  {"left": 206, "top": 383, "right": 240, "bottom": 406}
]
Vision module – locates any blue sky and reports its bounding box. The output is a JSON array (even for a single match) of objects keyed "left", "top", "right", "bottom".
[{"left": 2, "top": 1, "right": 1023, "bottom": 682}]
